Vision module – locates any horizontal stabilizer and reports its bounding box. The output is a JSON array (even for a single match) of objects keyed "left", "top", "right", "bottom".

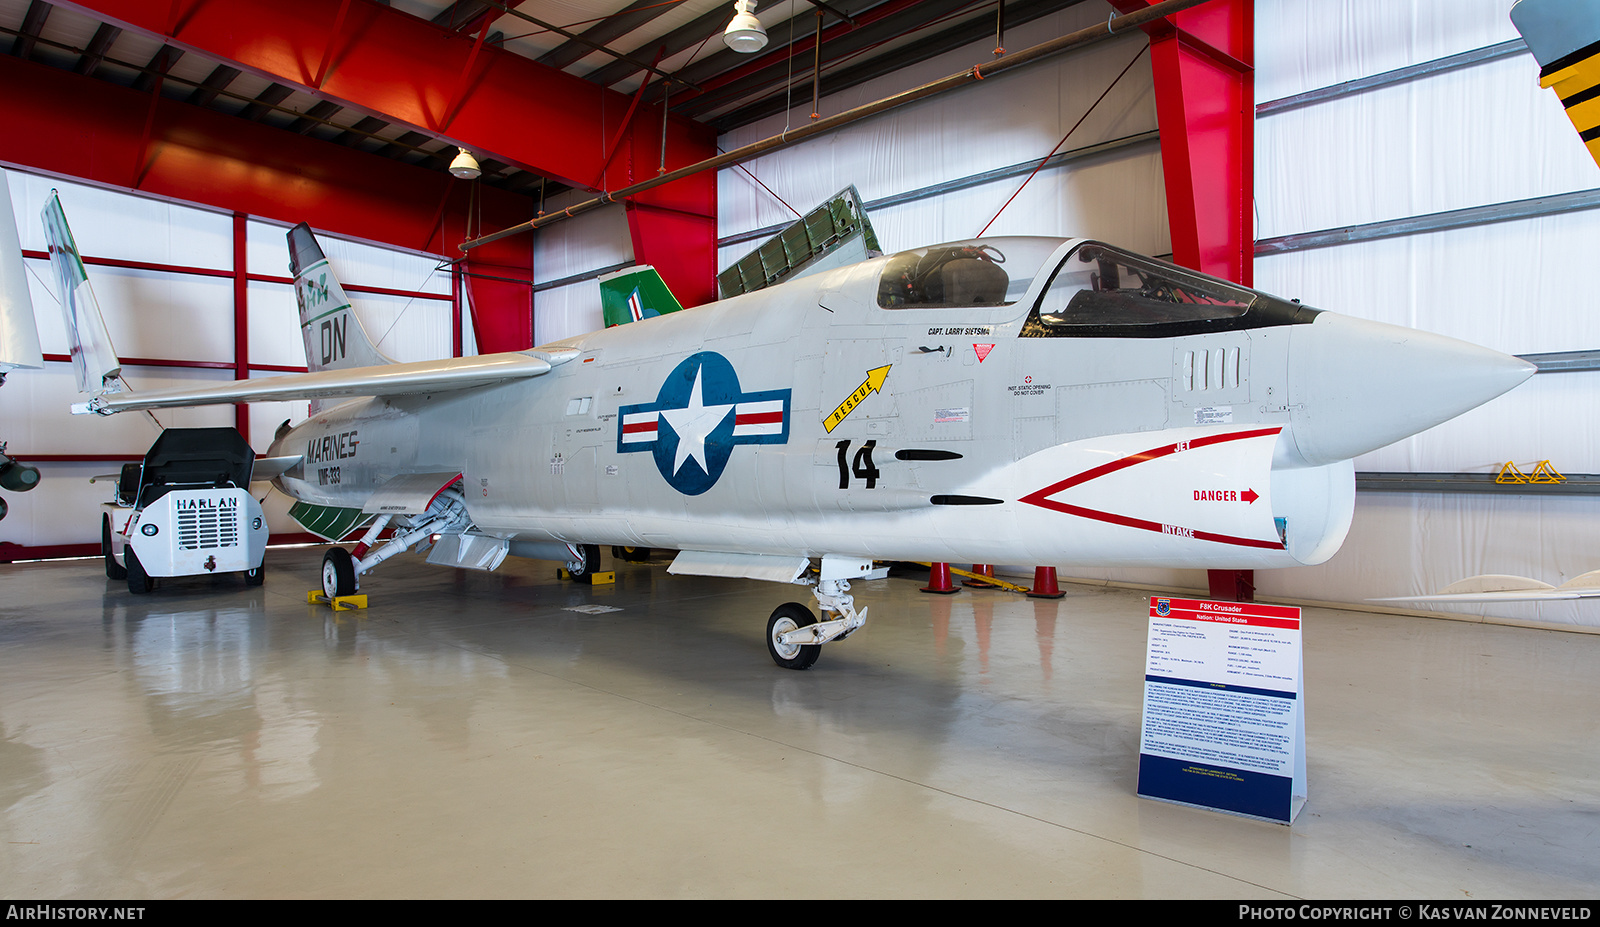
[
  {"left": 1372, "top": 570, "right": 1600, "bottom": 602},
  {"left": 74, "top": 352, "right": 552, "bottom": 414},
  {"left": 42, "top": 192, "right": 121, "bottom": 392},
  {"left": 250, "top": 456, "right": 302, "bottom": 481}
]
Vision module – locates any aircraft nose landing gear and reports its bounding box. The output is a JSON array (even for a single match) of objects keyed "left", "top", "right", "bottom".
[
  {"left": 767, "top": 603, "right": 821, "bottom": 670},
  {"left": 764, "top": 555, "right": 874, "bottom": 670}
]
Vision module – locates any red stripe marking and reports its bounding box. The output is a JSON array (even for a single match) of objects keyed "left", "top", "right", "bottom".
[
  {"left": 735, "top": 411, "right": 784, "bottom": 426},
  {"left": 621, "top": 421, "right": 658, "bottom": 435},
  {"left": 1018, "top": 428, "right": 1285, "bottom": 550}
]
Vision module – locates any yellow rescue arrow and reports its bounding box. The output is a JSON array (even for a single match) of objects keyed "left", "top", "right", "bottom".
[{"left": 823, "top": 365, "right": 892, "bottom": 433}]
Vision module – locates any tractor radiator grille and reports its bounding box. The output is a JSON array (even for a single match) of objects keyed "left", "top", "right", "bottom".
[{"left": 177, "top": 507, "right": 239, "bottom": 550}]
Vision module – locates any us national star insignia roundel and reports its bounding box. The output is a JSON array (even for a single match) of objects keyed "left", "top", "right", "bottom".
[{"left": 616, "top": 352, "right": 791, "bottom": 495}]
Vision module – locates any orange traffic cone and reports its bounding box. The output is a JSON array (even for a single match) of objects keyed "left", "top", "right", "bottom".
[
  {"left": 964, "top": 563, "right": 998, "bottom": 588},
  {"left": 1026, "top": 566, "right": 1065, "bottom": 599},
  {"left": 921, "top": 561, "right": 959, "bottom": 594}
]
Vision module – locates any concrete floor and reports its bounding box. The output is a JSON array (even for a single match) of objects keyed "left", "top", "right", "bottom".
[{"left": 1, "top": 547, "right": 1597, "bottom": 899}]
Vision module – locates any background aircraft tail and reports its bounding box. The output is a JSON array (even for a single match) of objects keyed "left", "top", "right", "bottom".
[
  {"left": 599, "top": 265, "right": 684, "bottom": 328},
  {"left": 41, "top": 192, "right": 121, "bottom": 394},
  {"left": 0, "top": 171, "right": 42, "bottom": 378},
  {"left": 288, "top": 223, "right": 394, "bottom": 372}
]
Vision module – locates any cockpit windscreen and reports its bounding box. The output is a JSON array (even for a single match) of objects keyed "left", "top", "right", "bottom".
[
  {"left": 1034, "top": 243, "right": 1256, "bottom": 329},
  {"left": 876, "top": 239, "right": 1061, "bottom": 309}
]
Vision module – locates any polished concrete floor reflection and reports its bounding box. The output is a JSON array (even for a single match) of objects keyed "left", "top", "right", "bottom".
[{"left": 2, "top": 547, "right": 1598, "bottom": 899}]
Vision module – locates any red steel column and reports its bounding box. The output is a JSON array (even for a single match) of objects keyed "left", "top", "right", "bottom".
[
  {"left": 1110, "top": 0, "right": 1253, "bottom": 284},
  {"left": 1111, "top": 0, "right": 1255, "bottom": 600}
]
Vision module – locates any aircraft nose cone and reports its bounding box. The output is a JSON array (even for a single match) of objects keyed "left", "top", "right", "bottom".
[{"left": 1286, "top": 313, "right": 1535, "bottom": 466}]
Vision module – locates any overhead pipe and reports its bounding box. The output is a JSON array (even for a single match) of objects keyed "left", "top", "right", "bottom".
[{"left": 459, "top": 0, "right": 1211, "bottom": 252}]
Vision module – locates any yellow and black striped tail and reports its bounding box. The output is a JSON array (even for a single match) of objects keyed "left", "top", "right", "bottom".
[
  {"left": 1514, "top": 0, "right": 1600, "bottom": 168},
  {"left": 1541, "top": 40, "right": 1600, "bottom": 167}
]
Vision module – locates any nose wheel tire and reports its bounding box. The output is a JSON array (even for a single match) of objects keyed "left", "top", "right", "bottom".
[
  {"left": 322, "top": 547, "right": 356, "bottom": 599},
  {"left": 103, "top": 515, "right": 127, "bottom": 580},
  {"left": 565, "top": 544, "right": 601, "bottom": 584},
  {"left": 125, "top": 547, "right": 153, "bottom": 595},
  {"left": 767, "top": 602, "right": 822, "bottom": 670}
]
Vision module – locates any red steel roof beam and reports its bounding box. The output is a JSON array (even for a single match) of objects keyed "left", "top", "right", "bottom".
[
  {"left": 0, "top": 51, "right": 537, "bottom": 351},
  {"left": 55, "top": 0, "right": 718, "bottom": 195}
]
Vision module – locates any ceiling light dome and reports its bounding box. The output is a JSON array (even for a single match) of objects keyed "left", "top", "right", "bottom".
[
  {"left": 449, "top": 147, "right": 482, "bottom": 180},
  {"left": 724, "top": 0, "right": 768, "bottom": 54}
]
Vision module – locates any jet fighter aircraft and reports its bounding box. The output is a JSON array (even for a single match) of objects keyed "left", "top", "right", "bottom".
[{"left": 71, "top": 222, "right": 1535, "bottom": 668}]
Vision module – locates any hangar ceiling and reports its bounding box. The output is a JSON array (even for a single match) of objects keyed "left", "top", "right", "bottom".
[{"left": 0, "top": 0, "right": 1094, "bottom": 198}]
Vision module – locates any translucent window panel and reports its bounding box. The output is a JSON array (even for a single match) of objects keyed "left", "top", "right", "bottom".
[
  {"left": 246, "top": 397, "right": 312, "bottom": 456},
  {"left": 23, "top": 259, "right": 234, "bottom": 364},
  {"left": 1255, "top": 57, "right": 1595, "bottom": 240},
  {"left": 1256, "top": 0, "right": 1522, "bottom": 102},
  {"left": 0, "top": 364, "right": 233, "bottom": 456},
  {"left": 247, "top": 217, "right": 449, "bottom": 293},
  {"left": 81, "top": 266, "right": 235, "bottom": 363},
  {"left": 319, "top": 236, "right": 451, "bottom": 294},
  {"left": 247, "top": 279, "right": 306, "bottom": 369},
  {"left": 0, "top": 460, "right": 124, "bottom": 547},
  {"left": 349, "top": 291, "right": 452, "bottom": 363},
  {"left": 460, "top": 297, "right": 477, "bottom": 356},
  {"left": 246, "top": 218, "right": 297, "bottom": 278},
  {"left": 1353, "top": 370, "right": 1600, "bottom": 474},
  {"left": 533, "top": 280, "right": 602, "bottom": 347},
  {"left": 6, "top": 173, "right": 232, "bottom": 269},
  {"left": 716, "top": 8, "right": 1157, "bottom": 244},
  {"left": 532, "top": 199, "right": 632, "bottom": 280},
  {"left": 1255, "top": 210, "right": 1600, "bottom": 355}
]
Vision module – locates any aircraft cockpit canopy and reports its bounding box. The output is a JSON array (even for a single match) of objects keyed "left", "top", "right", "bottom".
[
  {"left": 1024, "top": 241, "right": 1319, "bottom": 338},
  {"left": 876, "top": 238, "right": 1060, "bottom": 309}
]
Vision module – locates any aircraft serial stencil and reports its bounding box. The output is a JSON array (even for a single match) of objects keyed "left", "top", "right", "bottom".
[
  {"left": 63, "top": 221, "right": 1535, "bottom": 670},
  {"left": 617, "top": 352, "right": 790, "bottom": 496}
]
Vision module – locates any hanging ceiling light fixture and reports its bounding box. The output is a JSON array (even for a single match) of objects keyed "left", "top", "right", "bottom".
[
  {"left": 724, "top": 0, "right": 768, "bottom": 53},
  {"left": 448, "top": 147, "right": 482, "bottom": 180}
]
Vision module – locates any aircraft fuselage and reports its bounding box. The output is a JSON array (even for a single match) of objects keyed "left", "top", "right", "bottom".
[{"left": 270, "top": 237, "right": 1432, "bottom": 572}]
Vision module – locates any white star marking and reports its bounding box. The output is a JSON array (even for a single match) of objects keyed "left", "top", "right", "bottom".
[{"left": 658, "top": 366, "right": 734, "bottom": 477}]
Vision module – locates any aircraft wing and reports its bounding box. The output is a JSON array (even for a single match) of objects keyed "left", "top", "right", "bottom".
[
  {"left": 1371, "top": 571, "right": 1600, "bottom": 602},
  {"left": 73, "top": 351, "right": 554, "bottom": 415}
]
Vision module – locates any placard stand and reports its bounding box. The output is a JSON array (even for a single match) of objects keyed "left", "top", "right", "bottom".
[{"left": 1137, "top": 596, "right": 1306, "bottom": 823}]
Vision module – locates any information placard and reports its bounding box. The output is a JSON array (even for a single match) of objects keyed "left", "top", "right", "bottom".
[{"left": 1137, "top": 596, "right": 1306, "bottom": 823}]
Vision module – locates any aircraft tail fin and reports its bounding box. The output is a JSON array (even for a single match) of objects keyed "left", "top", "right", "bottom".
[
  {"left": 599, "top": 264, "right": 684, "bottom": 328},
  {"left": 40, "top": 191, "right": 121, "bottom": 393},
  {"left": 288, "top": 223, "right": 394, "bottom": 372},
  {"left": 0, "top": 170, "right": 42, "bottom": 377}
]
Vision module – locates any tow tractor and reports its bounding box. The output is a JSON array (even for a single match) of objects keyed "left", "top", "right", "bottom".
[{"left": 100, "top": 427, "right": 270, "bottom": 593}]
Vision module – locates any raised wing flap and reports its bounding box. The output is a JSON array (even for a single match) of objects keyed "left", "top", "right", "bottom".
[
  {"left": 669, "top": 550, "right": 812, "bottom": 584},
  {"left": 362, "top": 471, "right": 463, "bottom": 515},
  {"left": 76, "top": 352, "right": 551, "bottom": 415}
]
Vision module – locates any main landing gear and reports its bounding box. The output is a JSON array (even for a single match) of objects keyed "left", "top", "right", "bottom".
[
  {"left": 320, "top": 486, "right": 473, "bottom": 599},
  {"left": 764, "top": 555, "right": 875, "bottom": 671}
]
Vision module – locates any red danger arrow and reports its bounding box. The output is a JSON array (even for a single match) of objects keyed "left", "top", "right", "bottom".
[{"left": 1242, "top": 488, "right": 1259, "bottom": 504}]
